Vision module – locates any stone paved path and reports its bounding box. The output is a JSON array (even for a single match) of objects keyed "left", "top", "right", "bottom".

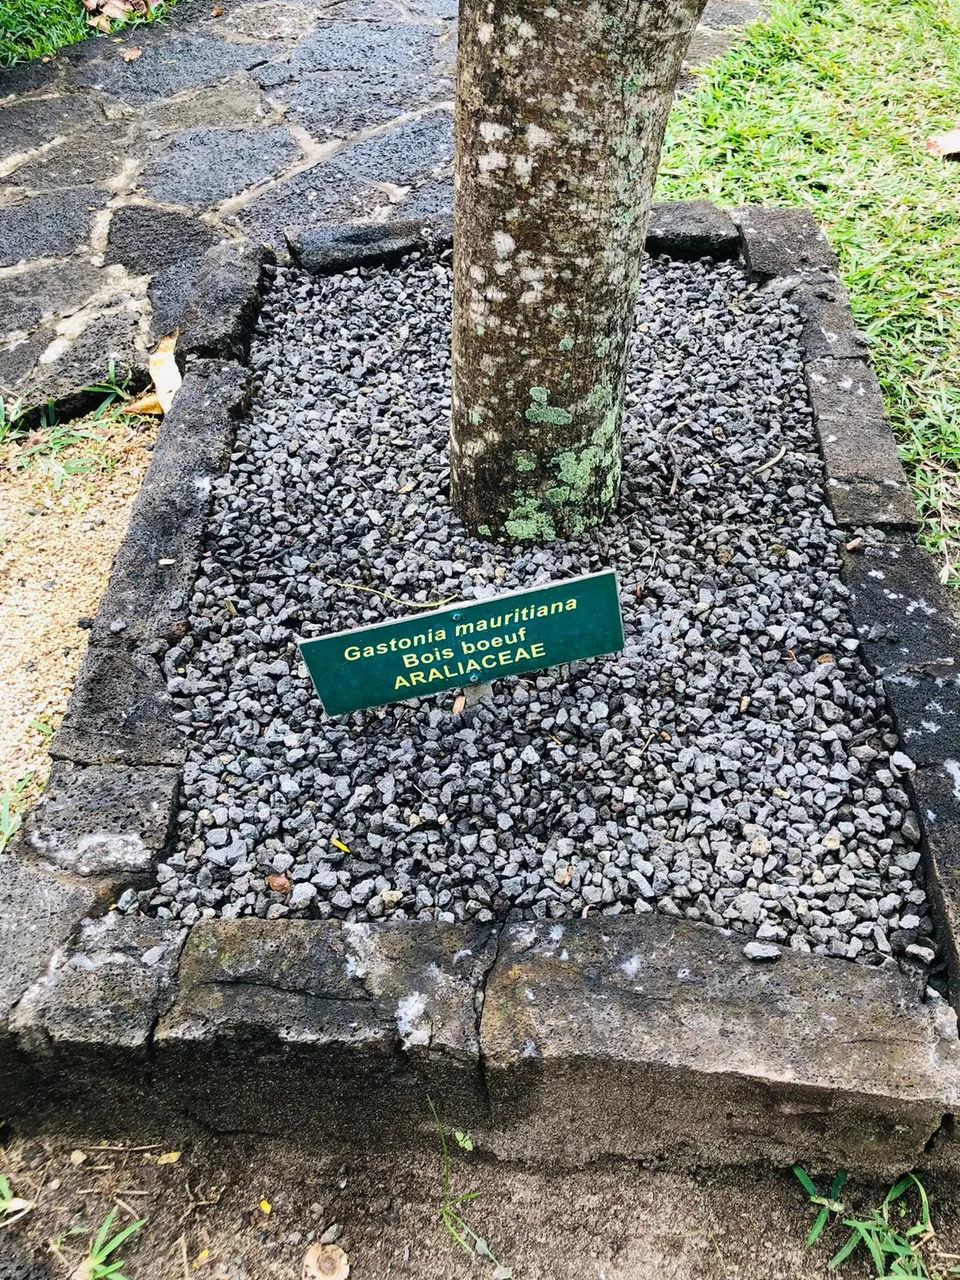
[{"left": 0, "top": 0, "right": 763, "bottom": 406}]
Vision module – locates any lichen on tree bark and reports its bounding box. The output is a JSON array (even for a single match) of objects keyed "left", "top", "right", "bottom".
[{"left": 450, "top": 0, "right": 705, "bottom": 542}]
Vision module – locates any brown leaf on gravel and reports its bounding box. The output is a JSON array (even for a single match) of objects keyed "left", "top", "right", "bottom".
[
  {"left": 302, "top": 1244, "right": 350, "bottom": 1280},
  {"left": 926, "top": 127, "right": 960, "bottom": 158},
  {"left": 267, "top": 874, "right": 291, "bottom": 894},
  {"left": 119, "top": 45, "right": 143, "bottom": 60}
]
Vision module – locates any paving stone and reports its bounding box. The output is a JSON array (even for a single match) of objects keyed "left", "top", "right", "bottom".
[
  {"left": 0, "top": 57, "right": 65, "bottom": 100},
  {"left": 736, "top": 205, "right": 839, "bottom": 279},
  {"left": 827, "top": 478, "right": 920, "bottom": 530},
  {"left": 12, "top": 915, "right": 187, "bottom": 1053},
  {"left": 106, "top": 205, "right": 221, "bottom": 275},
  {"left": 702, "top": 0, "right": 767, "bottom": 26},
  {"left": 0, "top": 259, "right": 104, "bottom": 336},
  {"left": 9, "top": 119, "right": 133, "bottom": 190},
  {"left": 269, "top": 67, "right": 452, "bottom": 138},
  {"left": 805, "top": 358, "right": 907, "bottom": 486},
  {"left": 51, "top": 644, "right": 186, "bottom": 768},
  {"left": 148, "top": 262, "right": 204, "bottom": 341},
  {"left": 234, "top": 164, "right": 372, "bottom": 250},
  {"left": 407, "top": 0, "right": 459, "bottom": 16},
  {"left": 219, "top": 0, "right": 321, "bottom": 41},
  {"left": 23, "top": 761, "right": 179, "bottom": 877},
  {"left": 138, "top": 126, "right": 301, "bottom": 208},
  {"left": 0, "top": 94, "right": 102, "bottom": 166},
  {"left": 330, "top": 111, "right": 453, "bottom": 185},
  {"left": 645, "top": 199, "right": 739, "bottom": 261},
  {"left": 138, "top": 73, "right": 271, "bottom": 135},
  {"left": 480, "top": 914, "right": 960, "bottom": 1172},
  {"left": 28, "top": 297, "right": 147, "bottom": 404},
  {"left": 0, "top": 188, "right": 103, "bottom": 267},
  {"left": 399, "top": 176, "right": 454, "bottom": 218},
  {"left": 685, "top": 26, "right": 740, "bottom": 66},
  {"left": 68, "top": 28, "right": 278, "bottom": 103},
  {"left": 843, "top": 542, "right": 960, "bottom": 677},
  {"left": 287, "top": 20, "right": 443, "bottom": 76}
]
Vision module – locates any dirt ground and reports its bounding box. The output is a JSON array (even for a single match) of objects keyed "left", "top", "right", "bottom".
[
  {"left": 4, "top": 1124, "right": 960, "bottom": 1280},
  {"left": 0, "top": 413, "right": 157, "bottom": 812}
]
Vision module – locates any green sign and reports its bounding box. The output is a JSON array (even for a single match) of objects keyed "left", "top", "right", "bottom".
[{"left": 299, "top": 570, "right": 623, "bottom": 717}]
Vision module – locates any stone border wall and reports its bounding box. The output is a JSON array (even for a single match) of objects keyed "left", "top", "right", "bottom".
[{"left": 4, "top": 203, "right": 960, "bottom": 1174}]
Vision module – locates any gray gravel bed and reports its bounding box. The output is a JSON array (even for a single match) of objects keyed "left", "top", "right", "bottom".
[{"left": 144, "top": 247, "right": 934, "bottom": 966}]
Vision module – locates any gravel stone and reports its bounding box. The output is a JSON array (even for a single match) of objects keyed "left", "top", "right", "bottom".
[{"left": 156, "top": 250, "right": 931, "bottom": 965}]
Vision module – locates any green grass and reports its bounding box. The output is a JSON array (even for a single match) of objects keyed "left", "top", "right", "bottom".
[
  {"left": 659, "top": 0, "right": 960, "bottom": 582},
  {"left": 794, "top": 1167, "right": 960, "bottom": 1276},
  {"left": 0, "top": 0, "right": 176, "bottom": 68}
]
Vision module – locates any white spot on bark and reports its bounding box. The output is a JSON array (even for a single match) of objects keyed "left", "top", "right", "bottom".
[
  {"left": 513, "top": 154, "right": 533, "bottom": 182},
  {"left": 478, "top": 150, "right": 507, "bottom": 173},
  {"left": 527, "top": 124, "right": 553, "bottom": 147},
  {"left": 480, "top": 121, "right": 508, "bottom": 142},
  {"left": 469, "top": 264, "right": 486, "bottom": 282},
  {"left": 517, "top": 20, "right": 536, "bottom": 37},
  {"left": 477, "top": 21, "right": 493, "bottom": 42},
  {"left": 493, "top": 230, "right": 516, "bottom": 257}
]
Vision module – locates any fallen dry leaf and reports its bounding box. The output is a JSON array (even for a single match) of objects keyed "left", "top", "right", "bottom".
[
  {"left": 211, "top": 4, "right": 224, "bottom": 13},
  {"left": 926, "top": 128, "right": 960, "bottom": 158},
  {"left": 260, "top": 1199, "right": 272, "bottom": 1215},
  {"left": 157, "top": 1150, "right": 182, "bottom": 1165},
  {"left": 267, "top": 874, "right": 291, "bottom": 893},
  {"left": 69, "top": 1149, "right": 87, "bottom": 1166},
  {"left": 86, "top": 14, "right": 112, "bottom": 31},
  {"left": 123, "top": 330, "right": 181, "bottom": 416},
  {"left": 452, "top": 691, "right": 466, "bottom": 715},
  {"left": 302, "top": 1243, "right": 350, "bottom": 1280},
  {"left": 119, "top": 45, "right": 143, "bottom": 60}
]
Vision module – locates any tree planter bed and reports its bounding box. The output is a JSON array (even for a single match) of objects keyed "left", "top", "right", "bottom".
[{"left": 5, "top": 205, "right": 960, "bottom": 1174}]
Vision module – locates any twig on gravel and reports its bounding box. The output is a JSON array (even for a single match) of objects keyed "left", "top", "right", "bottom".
[
  {"left": 665, "top": 419, "right": 691, "bottom": 498},
  {"left": 326, "top": 580, "right": 458, "bottom": 610},
  {"left": 751, "top": 444, "right": 787, "bottom": 476}
]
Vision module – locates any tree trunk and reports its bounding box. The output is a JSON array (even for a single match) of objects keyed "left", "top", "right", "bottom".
[{"left": 450, "top": 0, "right": 705, "bottom": 542}]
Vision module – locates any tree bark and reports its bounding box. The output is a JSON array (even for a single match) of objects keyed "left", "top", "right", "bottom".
[{"left": 450, "top": 0, "right": 705, "bottom": 542}]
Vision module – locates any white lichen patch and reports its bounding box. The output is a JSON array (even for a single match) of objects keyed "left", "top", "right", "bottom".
[
  {"left": 480, "top": 121, "right": 508, "bottom": 142},
  {"left": 478, "top": 150, "right": 507, "bottom": 174},
  {"left": 492, "top": 230, "right": 516, "bottom": 257},
  {"left": 527, "top": 123, "right": 553, "bottom": 147},
  {"left": 395, "top": 991, "right": 432, "bottom": 1049}
]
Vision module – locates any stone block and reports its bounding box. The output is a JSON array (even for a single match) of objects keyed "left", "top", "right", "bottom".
[
  {"left": 907, "top": 764, "right": 960, "bottom": 1010},
  {"left": 826, "top": 478, "right": 920, "bottom": 529},
  {"left": 0, "top": 852, "right": 110, "bottom": 1030},
  {"left": 788, "top": 271, "right": 871, "bottom": 361},
  {"left": 478, "top": 916, "right": 960, "bottom": 1174},
  {"left": 288, "top": 215, "right": 453, "bottom": 274},
  {"left": 842, "top": 542, "right": 960, "bottom": 677},
  {"left": 88, "top": 363, "right": 246, "bottom": 646},
  {"left": 12, "top": 914, "right": 186, "bottom": 1055},
  {"left": 50, "top": 644, "right": 185, "bottom": 767},
  {"left": 805, "top": 358, "right": 907, "bottom": 486},
  {"left": 644, "top": 200, "right": 739, "bottom": 261},
  {"left": 22, "top": 761, "right": 179, "bottom": 877},
  {"left": 179, "top": 241, "right": 274, "bottom": 360},
  {"left": 155, "top": 918, "right": 496, "bottom": 1135},
  {"left": 736, "top": 205, "right": 839, "bottom": 280}
]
